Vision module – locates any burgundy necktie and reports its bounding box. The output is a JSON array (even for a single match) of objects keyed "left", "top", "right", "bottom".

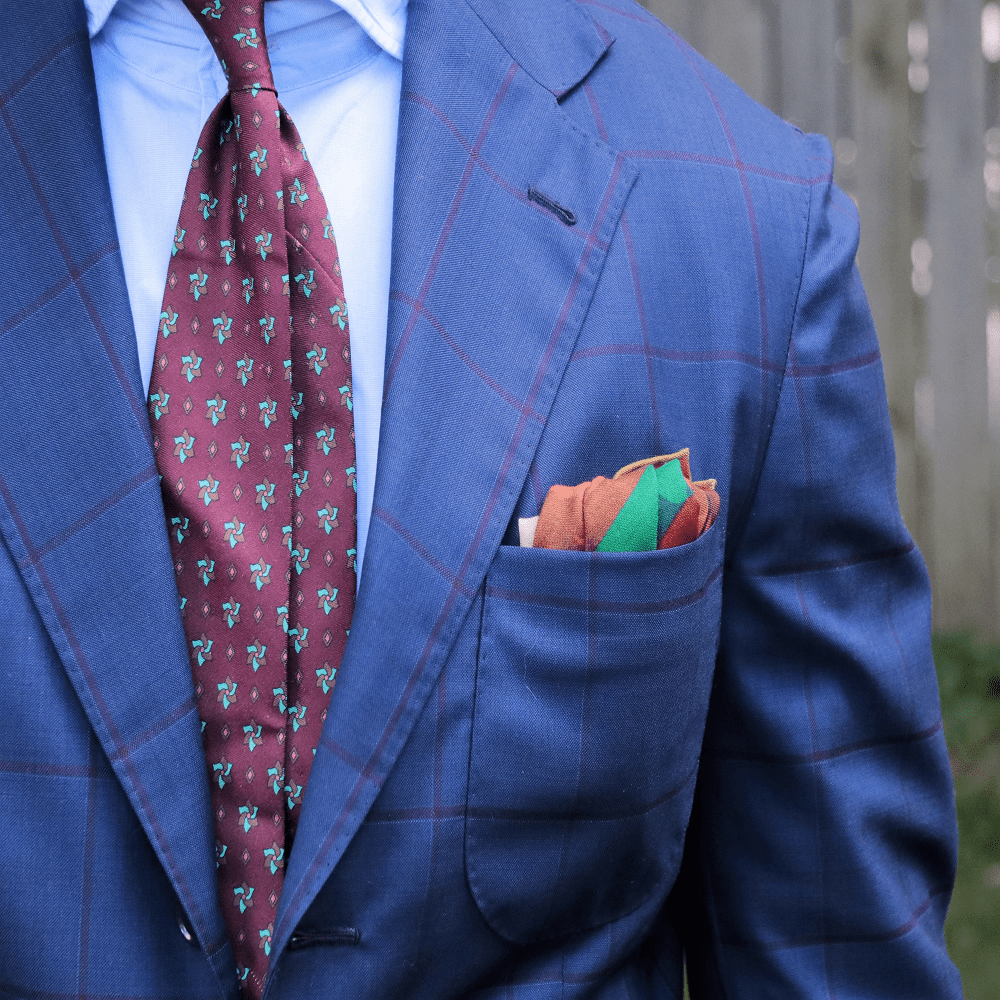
[{"left": 148, "top": 3, "right": 356, "bottom": 994}]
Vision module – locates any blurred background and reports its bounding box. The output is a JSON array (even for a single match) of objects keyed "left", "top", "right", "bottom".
[{"left": 633, "top": 0, "right": 1000, "bottom": 994}]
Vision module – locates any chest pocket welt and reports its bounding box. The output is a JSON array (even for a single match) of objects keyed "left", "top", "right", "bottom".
[{"left": 464, "top": 524, "right": 724, "bottom": 945}]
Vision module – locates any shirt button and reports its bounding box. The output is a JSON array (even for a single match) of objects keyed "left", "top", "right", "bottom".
[{"left": 177, "top": 910, "right": 195, "bottom": 944}]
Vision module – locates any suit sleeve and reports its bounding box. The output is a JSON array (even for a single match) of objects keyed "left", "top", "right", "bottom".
[{"left": 672, "top": 137, "right": 963, "bottom": 999}]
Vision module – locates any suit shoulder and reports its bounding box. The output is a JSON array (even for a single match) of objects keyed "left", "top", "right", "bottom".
[{"left": 567, "top": 0, "right": 833, "bottom": 187}]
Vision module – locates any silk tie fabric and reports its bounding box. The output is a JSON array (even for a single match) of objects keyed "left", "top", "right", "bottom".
[{"left": 148, "top": 2, "right": 356, "bottom": 994}]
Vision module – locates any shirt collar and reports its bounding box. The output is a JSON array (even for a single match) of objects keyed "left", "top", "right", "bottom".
[{"left": 84, "top": 0, "right": 407, "bottom": 60}]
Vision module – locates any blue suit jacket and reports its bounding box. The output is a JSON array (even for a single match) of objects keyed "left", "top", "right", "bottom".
[{"left": 0, "top": 0, "right": 962, "bottom": 996}]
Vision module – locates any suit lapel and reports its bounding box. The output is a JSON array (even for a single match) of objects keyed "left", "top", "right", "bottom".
[
  {"left": 274, "top": 0, "right": 636, "bottom": 958},
  {"left": 0, "top": 2, "right": 230, "bottom": 984}
]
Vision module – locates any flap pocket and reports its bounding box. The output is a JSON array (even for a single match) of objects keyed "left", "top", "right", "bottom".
[{"left": 465, "top": 524, "right": 724, "bottom": 944}]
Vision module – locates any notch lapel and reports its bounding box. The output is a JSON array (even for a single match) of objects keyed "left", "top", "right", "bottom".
[
  {"left": 0, "top": 3, "right": 230, "bottom": 985},
  {"left": 273, "top": 0, "right": 636, "bottom": 960}
]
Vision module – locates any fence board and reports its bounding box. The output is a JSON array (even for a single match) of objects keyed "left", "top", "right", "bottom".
[
  {"left": 851, "top": 0, "right": 923, "bottom": 553},
  {"left": 775, "top": 1, "right": 840, "bottom": 135},
  {"left": 926, "top": 0, "right": 989, "bottom": 626}
]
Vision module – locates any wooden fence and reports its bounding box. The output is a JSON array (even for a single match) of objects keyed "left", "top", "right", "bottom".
[{"left": 638, "top": 0, "right": 998, "bottom": 631}]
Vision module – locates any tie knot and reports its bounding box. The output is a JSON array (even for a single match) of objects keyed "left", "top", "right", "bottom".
[{"left": 184, "top": 0, "right": 276, "bottom": 96}]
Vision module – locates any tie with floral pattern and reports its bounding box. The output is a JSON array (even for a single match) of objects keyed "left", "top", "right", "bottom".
[{"left": 148, "top": 2, "right": 356, "bottom": 995}]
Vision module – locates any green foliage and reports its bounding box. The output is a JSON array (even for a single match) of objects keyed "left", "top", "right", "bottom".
[{"left": 935, "top": 632, "right": 1000, "bottom": 998}]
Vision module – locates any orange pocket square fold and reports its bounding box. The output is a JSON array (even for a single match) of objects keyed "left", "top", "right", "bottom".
[{"left": 529, "top": 449, "right": 719, "bottom": 552}]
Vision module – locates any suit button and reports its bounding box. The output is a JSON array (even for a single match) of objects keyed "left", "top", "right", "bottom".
[{"left": 177, "top": 911, "right": 195, "bottom": 944}]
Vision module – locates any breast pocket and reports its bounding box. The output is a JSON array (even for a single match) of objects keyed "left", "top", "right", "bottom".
[{"left": 464, "top": 523, "right": 724, "bottom": 944}]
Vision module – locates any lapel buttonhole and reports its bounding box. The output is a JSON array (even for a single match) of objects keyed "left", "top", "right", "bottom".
[{"left": 527, "top": 187, "right": 577, "bottom": 226}]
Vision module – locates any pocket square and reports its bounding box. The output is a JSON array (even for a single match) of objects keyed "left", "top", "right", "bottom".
[{"left": 520, "top": 449, "right": 720, "bottom": 552}]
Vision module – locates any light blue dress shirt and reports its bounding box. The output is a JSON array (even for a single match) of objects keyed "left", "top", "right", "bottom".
[{"left": 86, "top": 0, "right": 407, "bottom": 583}]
